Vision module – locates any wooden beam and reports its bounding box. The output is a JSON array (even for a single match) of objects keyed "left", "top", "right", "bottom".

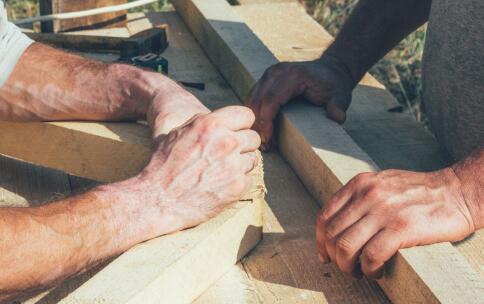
[
  {"left": 0, "top": 12, "right": 266, "bottom": 303},
  {"left": 39, "top": 0, "right": 128, "bottom": 33},
  {"left": 0, "top": 121, "right": 151, "bottom": 183},
  {"left": 1, "top": 121, "right": 265, "bottom": 304},
  {"left": 59, "top": 167, "right": 264, "bottom": 304},
  {"left": 4, "top": 154, "right": 263, "bottom": 304},
  {"left": 170, "top": 0, "right": 484, "bottom": 302}
]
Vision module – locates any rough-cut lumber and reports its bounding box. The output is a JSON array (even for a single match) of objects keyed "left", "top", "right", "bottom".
[
  {"left": 235, "top": 2, "right": 484, "bottom": 280},
  {"left": 58, "top": 168, "right": 264, "bottom": 304},
  {"left": 170, "top": 0, "right": 484, "bottom": 302},
  {"left": 39, "top": 0, "right": 127, "bottom": 33},
  {"left": 1, "top": 155, "right": 264, "bottom": 304},
  {"left": 1, "top": 12, "right": 265, "bottom": 303},
  {"left": 0, "top": 121, "right": 151, "bottom": 183},
  {"left": 146, "top": 12, "right": 387, "bottom": 303}
]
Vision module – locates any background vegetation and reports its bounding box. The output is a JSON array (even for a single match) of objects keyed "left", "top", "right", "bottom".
[{"left": 5, "top": 0, "right": 427, "bottom": 123}]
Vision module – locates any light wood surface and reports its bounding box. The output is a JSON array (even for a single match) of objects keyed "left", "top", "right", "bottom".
[
  {"left": 3, "top": 3, "right": 482, "bottom": 302},
  {"left": 2, "top": 11, "right": 264, "bottom": 304},
  {"left": 171, "top": 0, "right": 484, "bottom": 302},
  {"left": 5, "top": 10, "right": 390, "bottom": 304},
  {"left": 0, "top": 121, "right": 151, "bottom": 183},
  {"left": 144, "top": 11, "right": 387, "bottom": 303},
  {"left": 235, "top": 0, "right": 484, "bottom": 283}
]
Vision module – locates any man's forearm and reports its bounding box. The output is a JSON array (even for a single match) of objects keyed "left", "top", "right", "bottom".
[
  {"left": 0, "top": 178, "right": 171, "bottom": 302},
  {"left": 323, "top": 0, "right": 432, "bottom": 85},
  {"left": 452, "top": 147, "right": 484, "bottom": 231},
  {"left": 0, "top": 43, "right": 183, "bottom": 122}
]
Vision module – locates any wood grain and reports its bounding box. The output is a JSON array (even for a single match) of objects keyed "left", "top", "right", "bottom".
[
  {"left": 171, "top": 1, "right": 484, "bottom": 302},
  {"left": 144, "top": 10, "right": 388, "bottom": 303}
]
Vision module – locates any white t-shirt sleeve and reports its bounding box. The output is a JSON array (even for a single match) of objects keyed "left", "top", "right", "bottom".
[{"left": 0, "top": 3, "right": 33, "bottom": 87}]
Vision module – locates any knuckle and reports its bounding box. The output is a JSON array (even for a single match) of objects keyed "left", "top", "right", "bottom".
[
  {"left": 272, "top": 62, "right": 289, "bottom": 72},
  {"left": 351, "top": 172, "right": 371, "bottom": 187},
  {"left": 365, "top": 185, "right": 383, "bottom": 201},
  {"left": 361, "top": 247, "right": 380, "bottom": 267},
  {"left": 195, "top": 116, "right": 218, "bottom": 133},
  {"left": 317, "top": 210, "right": 326, "bottom": 224},
  {"left": 220, "top": 135, "right": 240, "bottom": 152},
  {"left": 335, "top": 237, "right": 355, "bottom": 256},
  {"left": 324, "top": 223, "right": 338, "bottom": 240}
]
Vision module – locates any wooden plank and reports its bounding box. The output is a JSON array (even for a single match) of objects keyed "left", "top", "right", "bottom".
[
  {"left": 1, "top": 11, "right": 265, "bottom": 303},
  {"left": 170, "top": 1, "right": 484, "bottom": 302},
  {"left": 59, "top": 169, "right": 264, "bottom": 304},
  {"left": 235, "top": 0, "right": 484, "bottom": 282},
  {"left": 39, "top": 0, "right": 128, "bottom": 33},
  {"left": 0, "top": 121, "right": 152, "bottom": 183},
  {"left": 143, "top": 11, "right": 387, "bottom": 303},
  {"left": 8, "top": 156, "right": 263, "bottom": 304}
]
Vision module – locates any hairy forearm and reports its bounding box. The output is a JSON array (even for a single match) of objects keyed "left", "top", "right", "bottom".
[
  {"left": 0, "top": 43, "right": 194, "bottom": 123},
  {"left": 452, "top": 147, "right": 484, "bottom": 231},
  {"left": 323, "top": 0, "right": 432, "bottom": 85},
  {"left": 0, "top": 178, "right": 172, "bottom": 302}
]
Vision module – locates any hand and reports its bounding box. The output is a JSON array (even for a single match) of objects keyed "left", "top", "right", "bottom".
[
  {"left": 147, "top": 80, "right": 210, "bottom": 136},
  {"left": 316, "top": 168, "right": 476, "bottom": 279},
  {"left": 132, "top": 106, "right": 261, "bottom": 239},
  {"left": 245, "top": 55, "right": 355, "bottom": 150}
]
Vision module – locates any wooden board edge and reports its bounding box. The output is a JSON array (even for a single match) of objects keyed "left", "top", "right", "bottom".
[
  {"left": 0, "top": 121, "right": 152, "bottom": 183},
  {"left": 170, "top": 0, "right": 484, "bottom": 302},
  {"left": 59, "top": 198, "right": 263, "bottom": 304}
]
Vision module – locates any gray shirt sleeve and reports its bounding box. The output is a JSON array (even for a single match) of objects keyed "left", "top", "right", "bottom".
[{"left": 0, "top": 3, "right": 34, "bottom": 87}]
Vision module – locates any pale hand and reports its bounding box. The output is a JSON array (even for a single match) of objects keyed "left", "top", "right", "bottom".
[{"left": 127, "top": 106, "right": 261, "bottom": 240}]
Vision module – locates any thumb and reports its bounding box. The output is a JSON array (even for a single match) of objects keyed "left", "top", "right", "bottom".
[{"left": 326, "top": 93, "right": 351, "bottom": 124}]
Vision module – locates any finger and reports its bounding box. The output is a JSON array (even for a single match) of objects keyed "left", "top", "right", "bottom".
[
  {"left": 236, "top": 130, "right": 261, "bottom": 153},
  {"left": 246, "top": 64, "right": 303, "bottom": 149},
  {"left": 334, "top": 215, "right": 383, "bottom": 277},
  {"left": 316, "top": 210, "right": 331, "bottom": 264},
  {"left": 325, "top": 92, "right": 351, "bottom": 124},
  {"left": 321, "top": 173, "right": 370, "bottom": 222},
  {"left": 256, "top": 92, "right": 285, "bottom": 150},
  {"left": 324, "top": 196, "right": 370, "bottom": 240},
  {"left": 325, "top": 237, "right": 337, "bottom": 263},
  {"left": 240, "top": 152, "right": 258, "bottom": 174},
  {"left": 360, "top": 229, "right": 403, "bottom": 279},
  {"left": 211, "top": 106, "right": 256, "bottom": 131},
  {"left": 320, "top": 185, "right": 354, "bottom": 223}
]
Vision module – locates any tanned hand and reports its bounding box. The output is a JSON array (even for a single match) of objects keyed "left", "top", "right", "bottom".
[
  {"left": 316, "top": 148, "right": 483, "bottom": 279},
  {"left": 244, "top": 56, "right": 354, "bottom": 150}
]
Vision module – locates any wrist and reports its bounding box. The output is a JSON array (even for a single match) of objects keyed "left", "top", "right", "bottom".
[
  {"left": 105, "top": 64, "right": 163, "bottom": 120},
  {"left": 450, "top": 154, "right": 484, "bottom": 230},
  {"left": 319, "top": 52, "right": 358, "bottom": 88},
  {"left": 321, "top": 44, "right": 367, "bottom": 88},
  {"left": 94, "top": 178, "right": 180, "bottom": 250}
]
